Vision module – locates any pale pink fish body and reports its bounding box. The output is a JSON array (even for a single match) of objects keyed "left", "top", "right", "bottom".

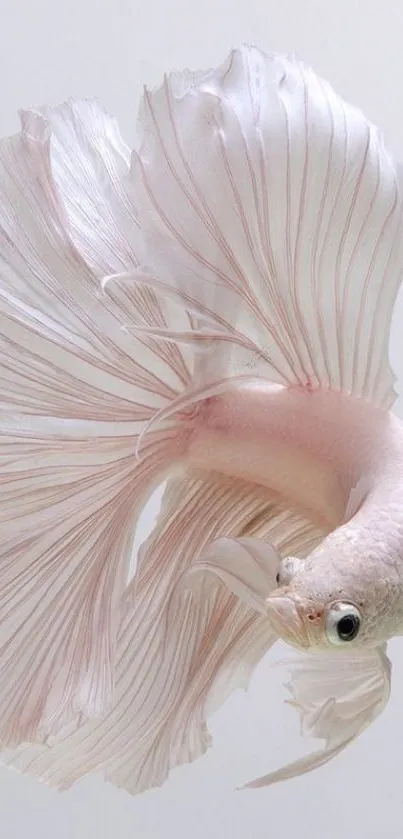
[{"left": 0, "top": 45, "right": 402, "bottom": 792}]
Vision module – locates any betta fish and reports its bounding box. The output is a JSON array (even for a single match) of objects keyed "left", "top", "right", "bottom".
[{"left": 0, "top": 44, "right": 402, "bottom": 793}]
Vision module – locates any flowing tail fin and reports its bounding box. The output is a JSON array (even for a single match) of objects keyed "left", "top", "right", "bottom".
[
  {"left": 0, "top": 104, "right": 192, "bottom": 744},
  {"left": 2, "top": 474, "right": 324, "bottom": 793}
]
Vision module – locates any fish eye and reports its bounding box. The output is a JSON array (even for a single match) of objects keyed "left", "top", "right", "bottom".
[{"left": 325, "top": 602, "right": 361, "bottom": 645}]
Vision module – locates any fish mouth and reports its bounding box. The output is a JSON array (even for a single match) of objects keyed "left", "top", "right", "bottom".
[{"left": 265, "top": 591, "right": 311, "bottom": 649}]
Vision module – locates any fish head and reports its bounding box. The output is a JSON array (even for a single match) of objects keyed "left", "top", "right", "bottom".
[{"left": 266, "top": 546, "right": 397, "bottom": 651}]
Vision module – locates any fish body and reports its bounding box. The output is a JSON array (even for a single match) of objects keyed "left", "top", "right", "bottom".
[
  {"left": 0, "top": 46, "right": 402, "bottom": 791},
  {"left": 186, "top": 384, "right": 393, "bottom": 527},
  {"left": 188, "top": 385, "right": 403, "bottom": 644}
]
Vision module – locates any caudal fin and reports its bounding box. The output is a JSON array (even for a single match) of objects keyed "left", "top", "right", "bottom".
[
  {"left": 2, "top": 474, "right": 324, "bottom": 793},
  {"left": 0, "top": 103, "right": 190, "bottom": 744}
]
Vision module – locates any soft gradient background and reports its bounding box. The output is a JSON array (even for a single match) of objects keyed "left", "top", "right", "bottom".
[{"left": 1, "top": 1, "right": 403, "bottom": 836}]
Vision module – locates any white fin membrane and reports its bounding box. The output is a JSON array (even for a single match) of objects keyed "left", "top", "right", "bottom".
[
  {"left": 243, "top": 645, "right": 391, "bottom": 788},
  {"left": 0, "top": 105, "right": 190, "bottom": 744},
  {"left": 2, "top": 476, "right": 324, "bottom": 793},
  {"left": 130, "top": 46, "right": 403, "bottom": 407}
]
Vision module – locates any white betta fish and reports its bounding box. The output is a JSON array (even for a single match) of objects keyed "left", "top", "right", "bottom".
[{"left": 0, "top": 44, "right": 402, "bottom": 793}]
